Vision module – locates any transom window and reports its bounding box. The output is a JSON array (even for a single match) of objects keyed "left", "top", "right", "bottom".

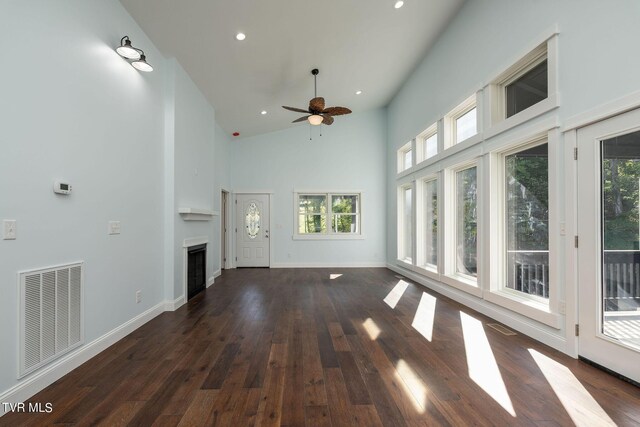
[
  {"left": 505, "top": 59, "right": 548, "bottom": 118},
  {"left": 398, "top": 141, "right": 413, "bottom": 173},
  {"left": 445, "top": 94, "right": 478, "bottom": 148},
  {"left": 296, "top": 193, "right": 361, "bottom": 236},
  {"left": 418, "top": 123, "right": 438, "bottom": 163}
]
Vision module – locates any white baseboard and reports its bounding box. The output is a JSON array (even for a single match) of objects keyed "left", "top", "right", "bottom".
[
  {"left": 213, "top": 269, "right": 222, "bottom": 278},
  {"left": 387, "top": 263, "right": 571, "bottom": 356},
  {"left": 206, "top": 269, "right": 221, "bottom": 288},
  {"left": 164, "top": 295, "right": 185, "bottom": 311},
  {"left": 271, "top": 261, "right": 387, "bottom": 268},
  {"left": 0, "top": 302, "right": 166, "bottom": 416}
]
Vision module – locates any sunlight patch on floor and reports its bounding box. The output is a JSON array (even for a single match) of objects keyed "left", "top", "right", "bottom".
[
  {"left": 528, "top": 349, "right": 616, "bottom": 426},
  {"left": 330, "top": 273, "right": 343, "bottom": 280},
  {"left": 411, "top": 292, "right": 437, "bottom": 342},
  {"left": 394, "top": 359, "right": 428, "bottom": 413},
  {"left": 460, "top": 312, "right": 516, "bottom": 417},
  {"left": 363, "top": 318, "right": 381, "bottom": 340},
  {"left": 384, "top": 280, "right": 409, "bottom": 309}
]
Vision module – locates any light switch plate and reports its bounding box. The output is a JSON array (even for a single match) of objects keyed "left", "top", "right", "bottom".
[
  {"left": 108, "top": 221, "right": 121, "bottom": 235},
  {"left": 3, "top": 220, "right": 17, "bottom": 240}
]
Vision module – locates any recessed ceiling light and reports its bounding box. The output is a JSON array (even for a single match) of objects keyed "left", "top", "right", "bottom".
[
  {"left": 261, "top": 110, "right": 267, "bottom": 115},
  {"left": 356, "top": 90, "right": 362, "bottom": 95},
  {"left": 394, "top": 1, "right": 404, "bottom": 9},
  {"left": 236, "top": 32, "right": 246, "bottom": 41}
]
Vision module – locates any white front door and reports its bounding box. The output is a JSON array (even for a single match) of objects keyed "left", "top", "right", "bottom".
[
  {"left": 577, "top": 108, "right": 640, "bottom": 383},
  {"left": 235, "top": 194, "right": 270, "bottom": 267}
]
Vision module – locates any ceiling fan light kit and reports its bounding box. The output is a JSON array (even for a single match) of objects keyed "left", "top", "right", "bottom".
[{"left": 282, "top": 68, "right": 352, "bottom": 127}]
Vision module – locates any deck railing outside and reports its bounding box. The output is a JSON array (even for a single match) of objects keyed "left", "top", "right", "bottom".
[{"left": 507, "top": 250, "right": 640, "bottom": 311}]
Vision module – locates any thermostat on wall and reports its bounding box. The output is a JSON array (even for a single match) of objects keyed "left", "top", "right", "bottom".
[{"left": 53, "top": 181, "right": 72, "bottom": 195}]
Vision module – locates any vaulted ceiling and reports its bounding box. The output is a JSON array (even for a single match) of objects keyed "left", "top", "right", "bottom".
[{"left": 119, "top": 0, "right": 466, "bottom": 138}]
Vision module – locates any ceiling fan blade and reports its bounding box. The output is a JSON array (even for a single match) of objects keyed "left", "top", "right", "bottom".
[
  {"left": 309, "top": 97, "right": 325, "bottom": 112},
  {"left": 322, "top": 106, "right": 352, "bottom": 116},
  {"left": 283, "top": 106, "right": 310, "bottom": 113},
  {"left": 292, "top": 115, "right": 310, "bottom": 123},
  {"left": 321, "top": 114, "right": 334, "bottom": 125}
]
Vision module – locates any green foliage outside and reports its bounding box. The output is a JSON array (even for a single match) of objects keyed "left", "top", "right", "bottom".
[
  {"left": 602, "top": 158, "right": 640, "bottom": 250},
  {"left": 299, "top": 195, "right": 358, "bottom": 234},
  {"left": 506, "top": 151, "right": 549, "bottom": 251}
]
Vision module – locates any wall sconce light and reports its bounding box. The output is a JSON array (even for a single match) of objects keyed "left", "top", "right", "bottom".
[{"left": 116, "top": 36, "right": 153, "bottom": 72}]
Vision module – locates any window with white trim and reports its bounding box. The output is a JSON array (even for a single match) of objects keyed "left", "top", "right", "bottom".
[
  {"left": 487, "top": 37, "right": 557, "bottom": 128},
  {"left": 501, "top": 140, "right": 549, "bottom": 300},
  {"left": 296, "top": 193, "right": 361, "bottom": 237},
  {"left": 445, "top": 95, "right": 478, "bottom": 148},
  {"left": 398, "top": 185, "right": 413, "bottom": 263},
  {"left": 421, "top": 178, "right": 438, "bottom": 270},
  {"left": 398, "top": 141, "right": 413, "bottom": 173},
  {"left": 417, "top": 123, "right": 438, "bottom": 163},
  {"left": 454, "top": 165, "right": 478, "bottom": 278}
]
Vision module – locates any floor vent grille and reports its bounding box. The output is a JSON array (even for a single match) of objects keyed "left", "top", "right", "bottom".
[
  {"left": 19, "top": 262, "right": 83, "bottom": 378},
  {"left": 487, "top": 323, "right": 516, "bottom": 336}
]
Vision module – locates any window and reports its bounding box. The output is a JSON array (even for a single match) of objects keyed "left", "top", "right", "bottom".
[
  {"left": 455, "top": 166, "right": 478, "bottom": 278},
  {"left": 417, "top": 123, "right": 438, "bottom": 163},
  {"left": 296, "top": 193, "right": 360, "bottom": 237},
  {"left": 505, "top": 59, "right": 548, "bottom": 118},
  {"left": 422, "top": 178, "right": 438, "bottom": 269},
  {"left": 398, "top": 185, "right": 413, "bottom": 263},
  {"left": 504, "top": 143, "right": 549, "bottom": 299},
  {"left": 488, "top": 38, "right": 556, "bottom": 128},
  {"left": 445, "top": 95, "right": 478, "bottom": 148},
  {"left": 398, "top": 141, "right": 413, "bottom": 173},
  {"left": 456, "top": 108, "right": 477, "bottom": 144}
]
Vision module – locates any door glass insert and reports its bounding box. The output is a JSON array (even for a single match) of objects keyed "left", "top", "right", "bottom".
[
  {"left": 245, "top": 202, "right": 260, "bottom": 239},
  {"left": 601, "top": 131, "right": 640, "bottom": 350}
]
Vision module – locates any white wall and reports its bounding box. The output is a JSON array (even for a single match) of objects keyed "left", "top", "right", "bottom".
[
  {"left": 212, "top": 124, "right": 232, "bottom": 271},
  {"left": 0, "top": 0, "right": 166, "bottom": 395},
  {"left": 168, "top": 60, "right": 217, "bottom": 300},
  {"left": 231, "top": 109, "right": 387, "bottom": 267},
  {"left": 0, "top": 0, "right": 227, "bottom": 408},
  {"left": 386, "top": 0, "right": 640, "bottom": 355}
]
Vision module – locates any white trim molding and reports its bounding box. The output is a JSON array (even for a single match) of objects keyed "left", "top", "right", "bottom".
[
  {"left": 388, "top": 263, "right": 569, "bottom": 355},
  {"left": 271, "top": 262, "right": 387, "bottom": 268},
  {"left": 0, "top": 302, "right": 166, "bottom": 416}
]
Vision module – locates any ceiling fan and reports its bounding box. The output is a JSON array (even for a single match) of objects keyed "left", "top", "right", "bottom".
[{"left": 282, "top": 69, "right": 352, "bottom": 126}]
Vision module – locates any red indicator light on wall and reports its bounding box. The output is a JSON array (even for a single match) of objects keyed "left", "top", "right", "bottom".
[{"left": 233, "top": 132, "right": 240, "bottom": 137}]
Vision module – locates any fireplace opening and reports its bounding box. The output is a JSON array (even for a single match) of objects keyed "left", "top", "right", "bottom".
[{"left": 187, "top": 244, "right": 206, "bottom": 300}]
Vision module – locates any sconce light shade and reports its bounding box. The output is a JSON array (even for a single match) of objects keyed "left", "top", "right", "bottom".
[
  {"left": 308, "top": 115, "right": 323, "bottom": 126},
  {"left": 116, "top": 37, "right": 141, "bottom": 60},
  {"left": 131, "top": 54, "right": 153, "bottom": 72}
]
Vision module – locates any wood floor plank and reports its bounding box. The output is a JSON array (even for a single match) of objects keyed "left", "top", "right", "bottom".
[
  {"left": 2, "top": 268, "right": 640, "bottom": 427},
  {"left": 254, "top": 343, "right": 288, "bottom": 427},
  {"left": 176, "top": 389, "right": 219, "bottom": 427},
  {"left": 304, "top": 405, "right": 332, "bottom": 427}
]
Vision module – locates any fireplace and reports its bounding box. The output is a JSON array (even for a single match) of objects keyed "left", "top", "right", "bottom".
[{"left": 187, "top": 244, "right": 206, "bottom": 300}]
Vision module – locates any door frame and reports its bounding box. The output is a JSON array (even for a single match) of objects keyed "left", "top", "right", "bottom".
[
  {"left": 575, "top": 109, "right": 640, "bottom": 383},
  {"left": 221, "top": 189, "right": 231, "bottom": 270},
  {"left": 563, "top": 91, "right": 640, "bottom": 359},
  {"left": 233, "top": 191, "right": 274, "bottom": 268}
]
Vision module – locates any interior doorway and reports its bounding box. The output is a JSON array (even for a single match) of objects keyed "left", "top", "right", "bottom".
[{"left": 221, "top": 190, "right": 229, "bottom": 270}]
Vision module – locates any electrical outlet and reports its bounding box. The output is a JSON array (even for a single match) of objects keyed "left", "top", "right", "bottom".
[
  {"left": 136, "top": 290, "right": 141, "bottom": 304},
  {"left": 558, "top": 301, "right": 566, "bottom": 315},
  {"left": 108, "top": 221, "right": 121, "bottom": 235},
  {"left": 3, "top": 220, "right": 17, "bottom": 240}
]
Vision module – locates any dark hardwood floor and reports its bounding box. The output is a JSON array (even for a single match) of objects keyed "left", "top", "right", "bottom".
[{"left": 2, "top": 268, "right": 640, "bottom": 426}]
